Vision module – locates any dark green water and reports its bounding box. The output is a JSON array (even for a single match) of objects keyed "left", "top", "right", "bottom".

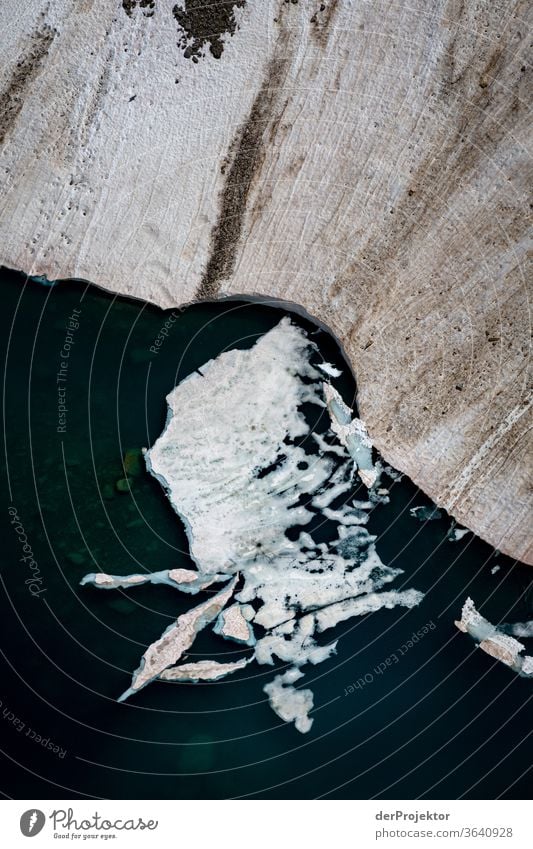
[{"left": 0, "top": 267, "right": 531, "bottom": 799}]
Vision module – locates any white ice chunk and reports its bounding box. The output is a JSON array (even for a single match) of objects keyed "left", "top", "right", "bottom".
[
  {"left": 214, "top": 603, "right": 255, "bottom": 645},
  {"left": 323, "top": 505, "right": 369, "bottom": 525},
  {"left": 255, "top": 614, "right": 338, "bottom": 667},
  {"left": 118, "top": 578, "right": 237, "bottom": 701},
  {"left": 312, "top": 432, "right": 347, "bottom": 457},
  {"left": 85, "top": 320, "right": 425, "bottom": 731},
  {"left": 145, "top": 319, "right": 333, "bottom": 573},
  {"left": 315, "top": 588, "right": 424, "bottom": 632},
  {"left": 455, "top": 598, "right": 533, "bottom": 678},
  {"left": 312, "top": 479, "right": 352, "bottom": 508},
  {"left": 159, "top": 657, "right": 249, "bottom": 682},
  {"left": 317, "top": 362, "right": 342, "bottom": 378},
  {"left": 410, "top": 505, "right": 443, "bottom": 521},
  {"left": 521, "top": 655, "right": 533, "bottom": 676},
  {"left": 264, "top": 668, "right": 314, "bottom": 733},
  {"left": 80, "top": 568, "right": 229, "bottom": 594},
  {"left": 448, "top": 527, "right": 470, "bottom": 542}
]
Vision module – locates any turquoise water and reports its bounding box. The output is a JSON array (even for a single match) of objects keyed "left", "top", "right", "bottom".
[{"left": 1, "top": 267, "right": 531, "bottom": 799}]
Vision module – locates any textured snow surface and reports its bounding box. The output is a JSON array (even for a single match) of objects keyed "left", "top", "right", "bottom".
[{"left": 83, "top": 320, "right": 424, "bottom": 730}]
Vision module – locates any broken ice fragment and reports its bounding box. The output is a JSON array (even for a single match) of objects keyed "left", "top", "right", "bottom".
[
  {"left": 478, "top": 636, "right": 523, "bottom": 668},
  {"left": 447, "top": 525, "right": 470, "bottom": 542},
  {"left": 84, "top": 319, "right": 425, "bottom": 730},
  {"left": 264, "top": 668, "right": 314, "bottom": 733},
  {"left": 312, "top": 432, "right": 346, "bottom": 457},
  {"left": 455, "top": 598, "right": 533, "bottom": 677},
  {"left": 81, "top": 572, "right": 147, "bottom": 589},
  {"left": 238, "top": 526, "right": 405, "bottom": 632},
  {"left": 80, "top": 568, "right": 229, "bottom": 594},
  {"left": 323, "top": 383, "right": 378, "bottom": 488},
  {"left": 145, "top": 319, "right": 332, "bottom": 573},
  {"left": 521, "top": 656, "right": 533, "bottom": 676},
  {"left": 317, "top": 361, "right": 342, "bottom": 378},
  {"left": 213, "top": 603, "right": 255, "bottom": 646},
  {"left": 312, "top": 479, "right": 352, "bottom": 508},
  {"left": 118, "top": 577, "right": 238, "bottom": 701},
  {"left": 323, "top": 505, "right": 369, "bottom": 525},
  {"left": 254, "top": 614, "right": 338, "bottom": 667},
  {"left": 159, "top": 657, "right": 249, "bottom": 682},
  {"left": 314, "top": 588, "right": 424, "bottom": 633},
  {"left": 410, "top": 505, "right": 443, "bottom": 521}
]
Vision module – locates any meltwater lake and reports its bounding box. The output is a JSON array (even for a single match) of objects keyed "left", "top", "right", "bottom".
[{"left": 0, "top": 267, "right": 531, "bottom": 799}]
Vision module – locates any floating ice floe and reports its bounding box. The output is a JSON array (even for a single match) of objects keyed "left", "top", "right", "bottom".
[
  {"left": 118, "top": 578, "right": 238, "bottom": 701},
  {"left": 214, "top": 603, "right": 256, "bottom": 646},
  {"left": 323, "top": 383, "right": 379, "bottom": 489},
  {"left": 264, "top": 668, "right": 314, "bottom": 734},
  {"left": 455, "top": 598, "right": 533, "bottom": 677},
  {"left": 317, "top": 361, "right": 342, "bottom": 378},
  {"left": 410, "top": 505, "right": 443, "bottom": 521},
  {"left": 81, "top": 568, "right": 228, "bottom": 594},
  {"left": 447, "top": 525, "right": 470, "bottom": 542},
  {"left": 160, "top": 657, "right": 249, "bottom": 682},
  {"left": 83, "top": 319, "right": 424, "bottom": 731}
]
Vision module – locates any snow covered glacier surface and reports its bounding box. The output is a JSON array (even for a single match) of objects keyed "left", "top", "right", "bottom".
[{"left": 83, "top": 318, "right": 424, "bottom": 732}]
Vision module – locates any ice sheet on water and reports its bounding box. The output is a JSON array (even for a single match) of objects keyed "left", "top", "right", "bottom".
[
  {"left": 455, "top": 598, "right": 533, "bottom": 678},
  {"left": 83, "top": 319, "right": 424, "bottom": 731}
]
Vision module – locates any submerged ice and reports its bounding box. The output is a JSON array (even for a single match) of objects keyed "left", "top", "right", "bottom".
[{"left": 83, "top": 319, "right": 424, "bottom": 732}]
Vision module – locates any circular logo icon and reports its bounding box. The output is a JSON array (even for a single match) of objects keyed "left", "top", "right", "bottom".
[{"left": 20, "top": 809, "right": 46, "bottom": 837}]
